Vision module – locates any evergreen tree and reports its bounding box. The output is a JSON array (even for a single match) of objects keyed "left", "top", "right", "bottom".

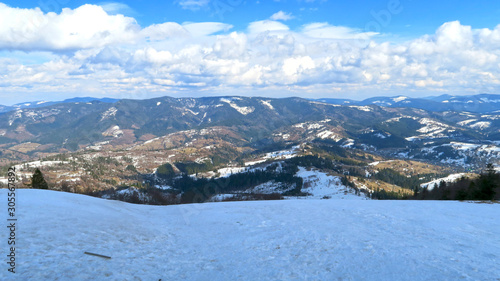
[
  {"left": 486, "top": 163, "right": 496, "bottom": 176},
  {"left": 32, "top": 168, "right": 49, "bottom": 189},
  {"left": 475, "top": 164, "right": 497, "bottom": 200},
  {"left": 156, "top": 163, "right": 175, "bottom": 179}
]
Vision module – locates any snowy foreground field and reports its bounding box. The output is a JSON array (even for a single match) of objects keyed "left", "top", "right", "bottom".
[{"left": 1, "top": 190, "right": 499, "bottom": 281}]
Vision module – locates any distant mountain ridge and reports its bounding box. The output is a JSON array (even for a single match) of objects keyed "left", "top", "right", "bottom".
[
  {"left": 315, "top": 94, "right": 500, "bottom": 113},
  {"left": 0, "top": 97, "right": 118, "bottom": 114},
  {"left": 1, "top": 94, "right": 500, "bottom": 170},
  {"left": 3, "top": 93, "right": 499, "bottom": 115}
]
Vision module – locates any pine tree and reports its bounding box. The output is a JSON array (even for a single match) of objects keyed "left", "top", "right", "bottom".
[
  {"left": 32, "top": 168, "right": 49, "bottom": 189},
  {"left": 486, "top": 163, "right": 496, "bottom": 176},
  {"left": 476, "top": 163, "right": 497, "bottom": 200}
]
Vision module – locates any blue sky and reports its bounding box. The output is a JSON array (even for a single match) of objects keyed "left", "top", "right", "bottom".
[
  {"left": 6, "top": 0, "right": 499, "bottom": 29},
  {"left": 7, "top": 0, "right": 500, "bottom": 35},
  {"left": 0, "top": 0, "right": 500, "bottom": 104}
]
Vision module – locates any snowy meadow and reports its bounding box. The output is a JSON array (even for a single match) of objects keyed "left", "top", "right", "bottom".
[{"left": 1, "top": 189, "right": 499, "bottom": 280}]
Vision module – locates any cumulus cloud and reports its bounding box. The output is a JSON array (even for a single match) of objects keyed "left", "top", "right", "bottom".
[
  {"left": 99, "top": 2, "right": 135, "bottom": 16},
  {"left": 0, "top": 4, "right": 232, "bottom": 51},
  {"left": 282, "top": 56, "right": 315, "bottom": 82},
  {"left": 141, "top": 22, "right": 189, "bottom": 41},
  {"left": 270, "top": 11, "right": 294, "bottom": 21},
  {"left": 1, "top": 4, "right": 500, "bottom": 102},
  {"left": 0, "top": 3, "right": 139, "bottom": 51},
  {"left": 182, "top": 22, "right": 233, "bottom": 37}
]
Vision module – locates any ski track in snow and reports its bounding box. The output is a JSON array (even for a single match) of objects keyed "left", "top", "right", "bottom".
[{"left": 1, "top": 189, "right": 499, "bottom": 281}]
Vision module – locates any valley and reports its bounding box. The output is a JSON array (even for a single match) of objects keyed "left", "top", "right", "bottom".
[{"left": 0, "top": 94, "right": 498, "bottom": 203}]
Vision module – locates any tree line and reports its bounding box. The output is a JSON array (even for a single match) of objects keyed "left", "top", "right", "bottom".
[{"left": 413, "top": 164, "right": 498, "bottom": 200}]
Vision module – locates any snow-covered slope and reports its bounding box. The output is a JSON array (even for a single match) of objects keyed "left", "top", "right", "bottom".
[
  {"left": 420, "top": 173, "right": 469, "bottom": 190},
  {"left": 295, "top": 167, "right": 369, "bottom": 199},
  {"left": 2, "top": 189, "right": 499, "bottom": 281}
]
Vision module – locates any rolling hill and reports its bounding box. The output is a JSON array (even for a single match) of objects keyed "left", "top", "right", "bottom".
[
  {"left": 1, "top": 94, "right": 500, "bottom": 204},
  {"left": 1, "top": 189, "right": 498, "bottom": 281},
  {"left": 0, "top": 95, "right": 499, "bottom": 169}
]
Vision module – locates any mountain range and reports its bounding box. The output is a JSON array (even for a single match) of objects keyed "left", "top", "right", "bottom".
[
  {"left": 0, "top": 97, "right": 118, "bottom": 114},
  {"left": 315, "top": 93, "right": 500, "bottom": 113},
  {"left": 0, "top": 94, "right": 499, "bottom": 172},
  {"left": 3, "top": 93, "right": 499, "bottom": 115}
]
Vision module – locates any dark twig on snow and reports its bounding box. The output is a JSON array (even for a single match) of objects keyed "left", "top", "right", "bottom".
[{"left": 84, "top": 251, "right": 111, "bottom": 259}]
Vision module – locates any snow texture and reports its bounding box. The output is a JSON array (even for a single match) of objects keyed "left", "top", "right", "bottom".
[
  {"left": 341, "top": 139, "right": 355, "bottom": 148},
  {"left": 420, "top": 173, "right": 468, "bottom": 190},
  {"left": 245, "top": 181, "right": 286, "bottom": 194},
  {"left": 392, "top": 96, "right": 408, "bottom": 102},
  {"left": 100, "top": 107, "right": 118, "bottom": 121},
  {"left": 293, "top": 122, "right": 323, "bottom": 130},
  {"left": 316, "top": 130, "right": 341, "bottom": 141},
  {"left": 13, "top": 160, "right": 69, "bottom": 170},
  {"left": 349, "top": 105, "right": 372, "bottom": 112},
  {"left": 264, "top": 145, "right": 299, "bottom": 160},
  {"left": 217, "top": 166, "right": 247, "bottom": 177},
  {"left": 220, "top": 98, "right": 255, "bottom": 115},
  {"left": 102, "top": 125, "right": 123, "bottom": 138},
  {"left": 2, "top": 189, "right": 499, "bottom": 281},
  {"left": 469, "top": 121, "right": 491, "bottom": 129},
  {"left": 406, "top": 118, "right": 453, "bottom": 141},
  {"left": 260, "top": 100, "right": 275, "bottom": 110},
  {"left": 457, "top": 119, "right": 478, "bottom": 126},
  {"left": 295, "top": 167, "right": 369, "bottom": 199}
]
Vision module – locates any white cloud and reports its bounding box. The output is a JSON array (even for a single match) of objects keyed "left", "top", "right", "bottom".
[
  {"left": 283, "top": 56, "right": 315, "bottom": 76},
  {"left": 133, "top": 48, "right": 173, "bottom": 65},
  {"left": 182, "top": 22, "right": 233, "bottom": 37},
  {"left": 212, "top": 32, "right": 248, "bottom": 59},
  {"left": 415, "top": 78, "right": 444, "bottom": 88},
  {"left": 435, "top": 21, "right": 473, "bottom": 51},
  {"left": 1, "top": 5, "right": 500, "bottom": 102},
  {"left": 99, "top": 2, "right": 135, "bottom": 15},
  {"left": 141, "top": 22, "right": 189, "bottom": 41},
  {"left": 177, "top": 0, "right": 210, "bottom": 10},
  {"left": 247, "top": 20, "right": 290, "bottom": 34},
  {"left": 0, "top": 3, "right": 139, "bottom": 51},
  {"left": 270, "top": 11, "right": 294, "bottom": 21},
  {"left": 0, "top": 4, "right": 232, "bottom": 50},
  {"left": 301, "top": 22, "right": 378, "bottom": 40}
]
